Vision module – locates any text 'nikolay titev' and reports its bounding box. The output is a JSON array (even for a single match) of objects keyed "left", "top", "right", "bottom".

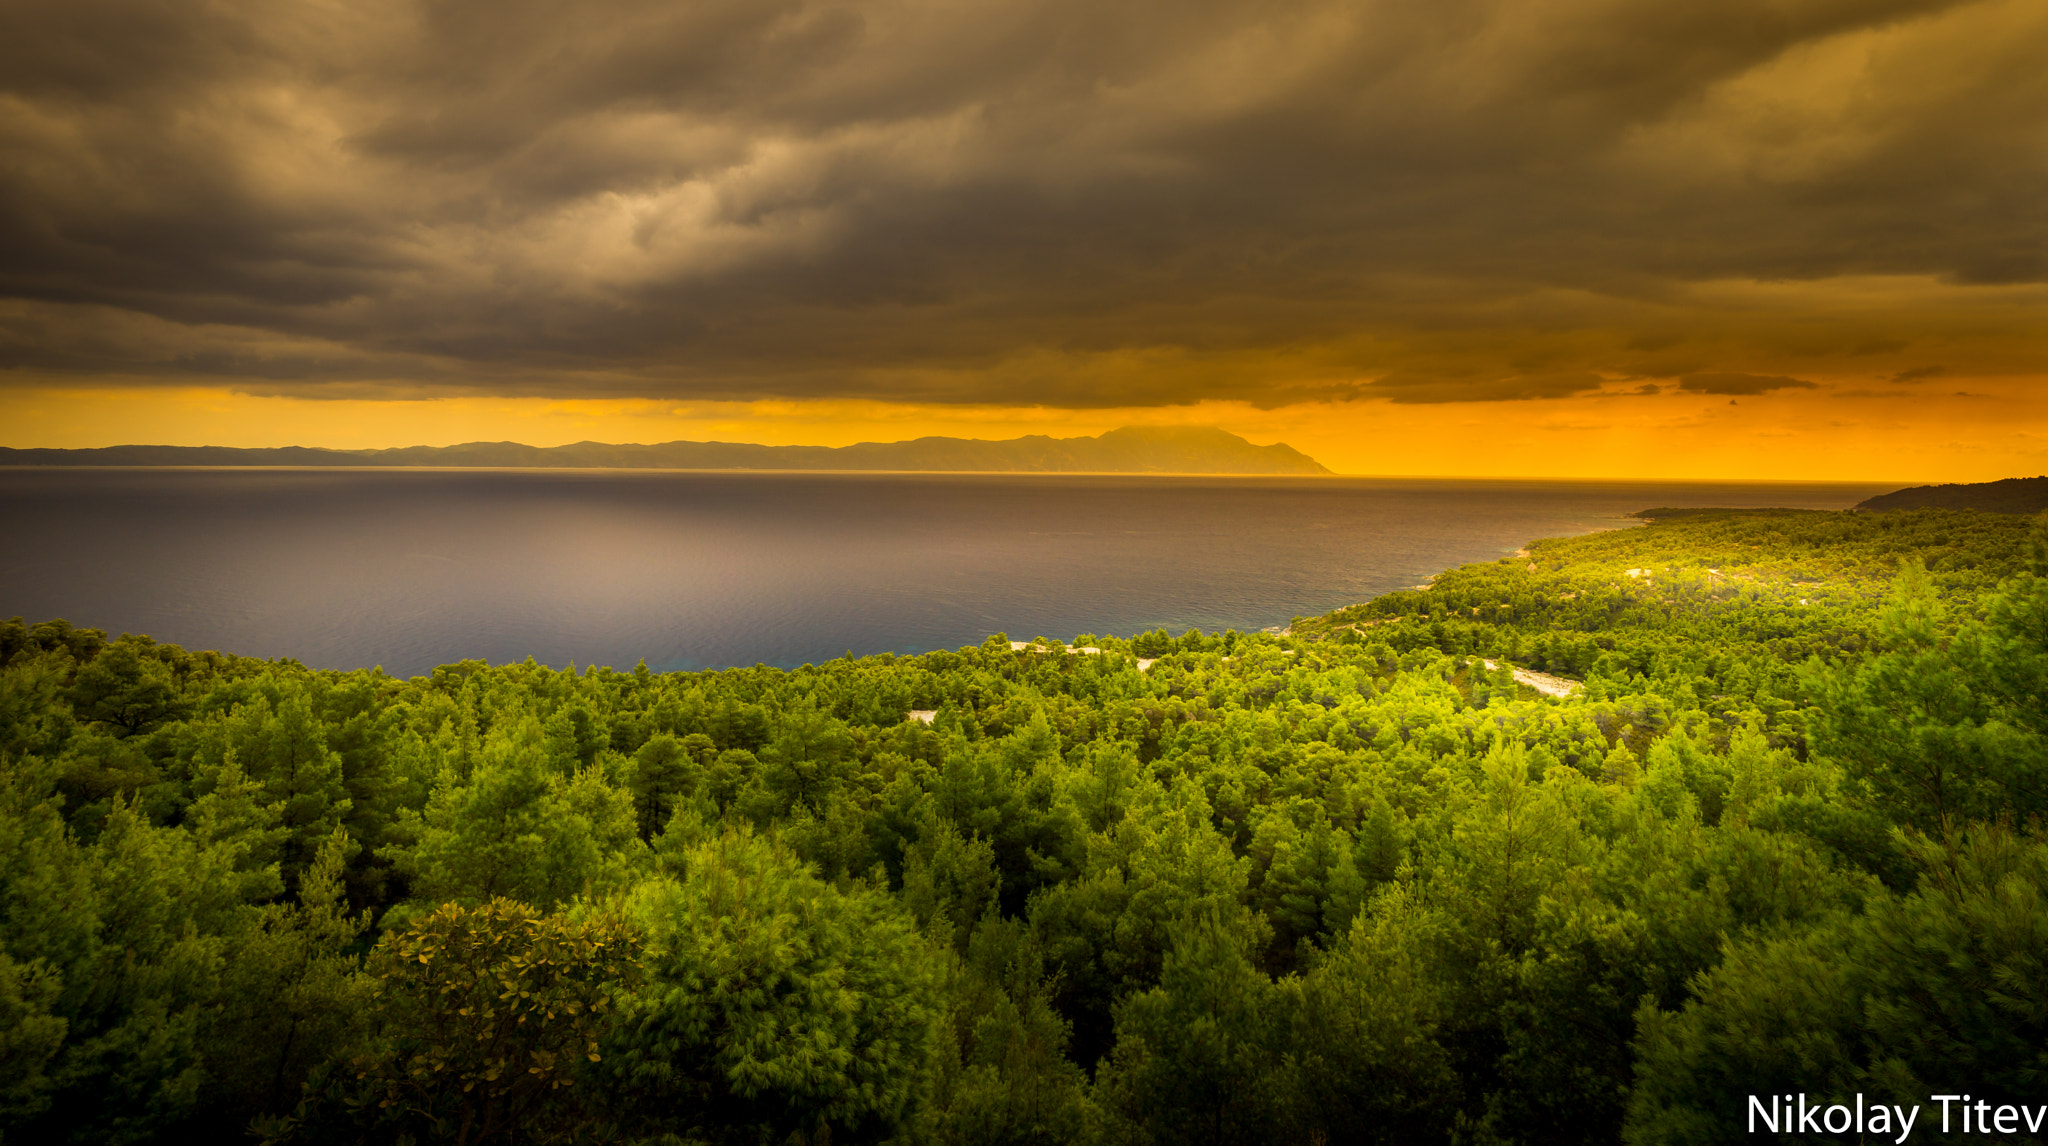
[{"left": 1751, "top": 1094, "right": 2048, "bottom": 1140}]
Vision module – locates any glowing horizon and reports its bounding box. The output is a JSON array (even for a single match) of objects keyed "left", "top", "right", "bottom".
[{"left": 5, "top": 380, "right": 2039, "bottom": 483}]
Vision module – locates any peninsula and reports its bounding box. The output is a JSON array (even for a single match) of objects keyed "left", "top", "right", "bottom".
[
  {"left": 1854, "top": 475, "right": 2048, "bottom": 513},
  {"left": 0, "top": 425, "right": 1332, "bottom": 476}
]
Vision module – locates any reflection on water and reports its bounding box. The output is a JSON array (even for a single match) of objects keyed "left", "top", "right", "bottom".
[{"left": 0, "top": 468, "right": 1899, "bottom": 675}]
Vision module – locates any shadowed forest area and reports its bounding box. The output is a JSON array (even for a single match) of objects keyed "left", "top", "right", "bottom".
[{"left": 3, "top": 508, "right": 2045, "bottom": 1145}]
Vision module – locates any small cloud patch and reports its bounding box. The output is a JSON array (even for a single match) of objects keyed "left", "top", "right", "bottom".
[
  {"left": 1678, "top": 372, "right": 1819, "bottom": 395},
  {"left": 1365, "top": 371, "right": 1608, "bottom": 404}
]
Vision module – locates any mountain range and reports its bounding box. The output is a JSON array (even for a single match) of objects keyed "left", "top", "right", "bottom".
[{"left": 0, "top": 425, "right": 1332, "bottom": 475}]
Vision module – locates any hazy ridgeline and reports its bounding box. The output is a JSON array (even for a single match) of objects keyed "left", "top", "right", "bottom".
[
  {"left": 0, "top": 426, "right": 1334, "bottom": 475},
  {"left": 3, "top": 508, "right": 2046, "bottom": 1145}
]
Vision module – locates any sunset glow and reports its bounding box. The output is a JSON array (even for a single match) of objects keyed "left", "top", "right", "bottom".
[{"left": 4, "top": 380, "right": 2040, "bottom": 481}]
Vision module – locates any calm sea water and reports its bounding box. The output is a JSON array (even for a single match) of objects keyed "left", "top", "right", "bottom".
[{"left": 0, "top": 469, "right": 1899, "bottom": 676}]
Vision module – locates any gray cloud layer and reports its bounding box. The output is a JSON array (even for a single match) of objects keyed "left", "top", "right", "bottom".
[
  {"left": 2, "top": 0, "right": 2043, "bottom": 405},
  {"left": 1678, "top": 373, "right": 1818, "bottom": 395}
]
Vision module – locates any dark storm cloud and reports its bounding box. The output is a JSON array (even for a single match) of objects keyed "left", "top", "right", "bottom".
[
  {"left": 1678, "top": 373, "right": 1820, "bottom": 395},
  {"left": 0, "top": 0, "right": 2042, "bottom": 405}
]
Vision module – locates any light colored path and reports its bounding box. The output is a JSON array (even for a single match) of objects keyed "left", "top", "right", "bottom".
[{"left": 1480, "top": 659, "right": 1583, "bottom": 698}]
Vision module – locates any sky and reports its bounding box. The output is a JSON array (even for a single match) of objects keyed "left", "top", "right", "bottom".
[{"left": 2, "top": 0, "right": 2043, "bottom": 479}]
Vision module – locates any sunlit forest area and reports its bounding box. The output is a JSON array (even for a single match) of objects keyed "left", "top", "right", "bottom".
[{"left": 3, "top": 508, "right": 2044, "bottom": 1145}]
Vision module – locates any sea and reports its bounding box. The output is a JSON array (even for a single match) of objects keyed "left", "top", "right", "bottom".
[{"left": 0, "top": 469, "right": 1901, "bottom": 677}]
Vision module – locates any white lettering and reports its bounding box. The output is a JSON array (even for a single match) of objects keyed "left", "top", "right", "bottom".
[
  {"left": 1870, "top": 1105, "right": 1892, "bottom": 1135},
  {"left": 1825, "top": 1106, "right": 1851, "bottom": 1134},
  {"left": 1894, "top": 1105, "right": 1918, "bottom": 1144},
  {"left": 1994, "top": 1106, "right": 2017, "bottom": 1134},
  {"left": 1933, "top": 1095, "right": 1961, "bottom": 1133},
  {"left": 1748, "top": 1095, "right": 1779, "bottom": 1133},
  {"left": 1799, "top": 1094, "right": 1821, "bottom": 1134},
  {"left": 2024, "top": 1106, "right": 2046, "bottom": 1134}
]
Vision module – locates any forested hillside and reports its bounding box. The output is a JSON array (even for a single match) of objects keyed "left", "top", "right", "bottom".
[
  {"left": 3, "top": 508, "right": 2044, "bottom": 1145},
  {"left": 1855, "top": 475, "right": 2048, "bottom": 514}
]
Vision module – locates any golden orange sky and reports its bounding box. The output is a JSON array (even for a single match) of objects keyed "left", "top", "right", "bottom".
[
  {"left": 3, "top": 0, "right": 2044, "bottom": 478},
  {"left": 5, "top": 379, "right": 2040, "bottom": 480}
]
